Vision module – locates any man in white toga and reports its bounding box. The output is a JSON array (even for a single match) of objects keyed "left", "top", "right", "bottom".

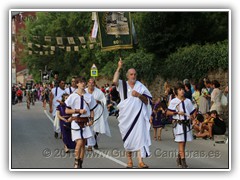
[{"left": 113, "top": 58, "right": 152, "bottom": 168}]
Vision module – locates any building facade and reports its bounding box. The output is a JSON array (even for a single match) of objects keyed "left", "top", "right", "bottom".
[{"left": 11, "top": 12, "right": 36, "bottom": 86}]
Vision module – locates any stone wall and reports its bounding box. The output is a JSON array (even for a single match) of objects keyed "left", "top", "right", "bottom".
[{"left": 95, "top": 69, "right": 229, "bottom": 122}]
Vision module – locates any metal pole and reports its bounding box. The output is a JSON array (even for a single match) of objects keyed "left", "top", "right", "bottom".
[{"left": 39, "top": 70, "right": 42, "bottom": 82}]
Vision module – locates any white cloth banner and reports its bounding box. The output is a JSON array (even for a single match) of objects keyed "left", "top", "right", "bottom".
[{"left": 91, "top": 20, "right": 98, "bottom": 38}]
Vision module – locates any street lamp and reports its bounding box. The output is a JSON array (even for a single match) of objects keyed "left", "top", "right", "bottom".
[{"left": 39, "top": 70, "right": 42, "bottom": 82}]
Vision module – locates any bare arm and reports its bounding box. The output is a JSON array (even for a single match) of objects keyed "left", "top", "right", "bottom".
[
  {"left": 113, "top": 58, "right": 123, "bottom": 86},
  {"left": 57, "top": 110, "right": 67, "bottom": 122},
  {"left": 65, "top": 108, "right": 87, "bottom": 115},
  {"left": 132, "top": 90, "right": 148, "bottom": 105},
  {"left": 166, "top": 110, "right": 185, "bottom": 116},
  {"left": 88, "top": 110, "right": 94, "bottom": 126},
  {"left": 49, "top": 92, "right": 53, "bottom": 113}
]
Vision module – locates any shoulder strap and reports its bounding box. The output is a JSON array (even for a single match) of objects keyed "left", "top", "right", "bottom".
[
  {"left": 122, "top": 80, "right": 127, "bottom": 100},
  {"left": 69, "top": 87, "right": 72, "bottom": 94},
  {"left": 55, "top": 87, "right": 58, "bottom": 96}
]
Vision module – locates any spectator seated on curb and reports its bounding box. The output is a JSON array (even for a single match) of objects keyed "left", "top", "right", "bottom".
[
  {"left": 193, "top": 110, "right": 226, "bottom": 140},
  {"left": 192, "top": 113, "right": 206, "bottom": 139}
]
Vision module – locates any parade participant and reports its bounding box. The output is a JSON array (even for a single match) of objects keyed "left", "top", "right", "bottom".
[
  {"left": 113, "top": 58, "right": 152, "bottom": 168},
  {"left": 56, "top": 93, "right": 76, "bottom": 153},
  {"left": 85, "top": 78, "right": 111, "bottom": 151},
  {"left": 65, "top": 76, "right": 97, "bottom": 168},
  {"left": 150, "top": 102, "right": 166, "bottom": 141},
  {"left": 41, "top": 84, "right": 50, "bottom": 110},
  {"left": 65, "top": 77, "right": 77, "bottom": 95},
  {"left": 53, "top": 71, "right": 59, "bottom": 87},
  {"left": 16, "top": 87, "right": 23, "bottom": 104},
  {"left": 49, "top": 79, "right": 66, "bottom": 138},
  {"left": 167, "top": 83, "right": 196, "bottom": 168}
]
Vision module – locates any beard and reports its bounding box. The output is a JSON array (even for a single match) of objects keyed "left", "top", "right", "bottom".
[{"left": 128, "top": 79, "right": 136, "bottom": 83}]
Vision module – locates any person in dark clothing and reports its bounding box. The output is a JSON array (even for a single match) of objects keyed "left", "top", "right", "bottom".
[
  {"left": 150, "top": 102, "right": 166, "bottom": 141},
  {"left": 192, "top": 110, "right": 226, "bottom": 140},
  {"left": 211, "top": 110, "right": 226, "bottom": 136},
  {"left": 110, "top": 85, "right": 120, "bottom": 103},
  {"left": 184, "top": 83, "right": 192, "bottom": 100},
  {"left": 12, "top": 86, "right": 16, "bottom": 105}
]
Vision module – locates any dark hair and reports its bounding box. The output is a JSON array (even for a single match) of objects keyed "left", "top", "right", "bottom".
[
  {"left": 212, "top": 80, "right": 220, "bottom": 88},
  {"left": 75, "top": 76, "right": 86, "bottom": 84},
  {"left": 206, "top": 112, "right": 211, "bottom": 116},
  {"left": 61, "top": 93, "right": 69, "bottom": 102},
  {"left": 196, "top": 114, "right": 204, "bottom": 123},
  {"left": 58, "top": 79, "right": 65, "bottom": 85},
  {"left": 173, "top": 83, "right": 185, "bottom": 95},
  {"left": 88, "top": 78, "right": 96, "bottom": 84},
  {"left": 184, "top": 83, "right": 191, "bottom": 90},
  {"left": 205, "top": 79, "right": 211, "bottom": 84},
  {"left": 194, "top": 83, "right": 201, "bottom": 92},
  {"left": 210, "top": 110, "right": 218, "bottom": 117}
]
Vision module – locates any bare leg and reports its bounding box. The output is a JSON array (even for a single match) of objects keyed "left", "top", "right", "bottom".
[
  {"left": 126, "top": 151, "right": 133, "bottom": 168},
  {"left": 195, "top": 131, "right": 209, "bottom": 138},
  {"left": 158, "top": 128, "right": 162, "bottom": 141},
  {"left": 137, "top": 150, "right": 148, "bottom": 168},
  {"left": 153, "top": 128, "right": 157, "bottom": 140},
  {"left": 178, "top": 142, "right": 185, "bottom": 159},
  {"left": 178, "top": 142, "right": 188, "bottom": 168},
  {"left": 74, "top": 139, "right": 85, "bottom": 168},
  {"left": 208, "top": 123, "right": 213, "bottom": 138}
]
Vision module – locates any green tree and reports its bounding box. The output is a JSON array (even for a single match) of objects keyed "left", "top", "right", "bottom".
[
  {"left": 133, "top": 12, "right": 228, "bottom": 59},
  {"left": 21, "top": 12, "right": 94, "bottom": 81}
]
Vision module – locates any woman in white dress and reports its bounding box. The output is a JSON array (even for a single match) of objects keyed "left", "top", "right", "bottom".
[
  {"left": 167, "top": 83, "right": 196, "bottom": 168},
  {"left": 210, "top": 80, "right": 223, "bottom": 115},
  {"left": 65, "top": 76, "right": 97, "bottom": 168}
]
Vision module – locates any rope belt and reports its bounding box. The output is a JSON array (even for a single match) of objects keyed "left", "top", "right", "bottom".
[
  {"left": 72, "top": 117, "right": 89, "bottom": 128},
  {"left": 173, "top": 119, "right": 191, "bottom": 142}
]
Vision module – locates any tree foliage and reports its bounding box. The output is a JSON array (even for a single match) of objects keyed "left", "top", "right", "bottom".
[
  {"left": 161, "top": 40, "right": 228, "bottom": 81},
  {"left": 133, "top": 12, "right": 228, "bottom": 59},
  {"left": 20, "top": 11, "right": 229, "bottom": 83}
]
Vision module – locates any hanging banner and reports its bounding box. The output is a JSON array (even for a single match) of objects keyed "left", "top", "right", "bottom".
[
  {"left": 51, "top": 46, "right": 55, "bottom": 51},
  {"left": 56, "top": 37, "right": 63, "bottom": 45},
  {"left": 66, "top": 46, "right": 71, "bottom": 52},
  {"left": 78, "top": 37, "right": 86, "bottom": 44},
  {"left": 74, "top": 46, "right": 79, "bottom": 51},
  {"left": 67, "top": 37, "right": 75, "bottom": 45},
  {"left": 97, "top": 12, "right": 133, "bottom": 51},
  {"left": 28, "top": 43, "right": 32, "bottom": 48},
  {"left": 44, "top": 36, "right": 51, "bottom": 42}
]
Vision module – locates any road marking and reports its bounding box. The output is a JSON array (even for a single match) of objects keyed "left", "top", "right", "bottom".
[
  {"left": 44, "top": 110, "right": 54, "bottom": 123},
  {"left": 43, "top": 110, "right": 127, "bottom": 168},
  {"left": 92, "top": 149, "right": 127, "bottom": 167}
]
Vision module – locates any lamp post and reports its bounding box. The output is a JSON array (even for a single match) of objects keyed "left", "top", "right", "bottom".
[{"left": 39, "top": 70, "right": 42, "bottom": 82}]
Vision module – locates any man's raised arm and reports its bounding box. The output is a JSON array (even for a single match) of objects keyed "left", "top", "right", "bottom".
[{"left": 113, "top": 58, "right": 123, "bottom": 87}]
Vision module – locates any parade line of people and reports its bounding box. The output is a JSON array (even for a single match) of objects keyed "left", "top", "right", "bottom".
[{"left": 12, "top": 59, "right": 228, "bottom": 169}]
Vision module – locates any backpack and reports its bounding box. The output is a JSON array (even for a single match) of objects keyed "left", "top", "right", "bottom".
[{"left": 17, "top": 90, "right": 22, "bottom": 97}]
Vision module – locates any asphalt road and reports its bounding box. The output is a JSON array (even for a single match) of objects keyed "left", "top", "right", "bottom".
[{"left": 11, "top": 100, "right": 229, "bottom": 170}]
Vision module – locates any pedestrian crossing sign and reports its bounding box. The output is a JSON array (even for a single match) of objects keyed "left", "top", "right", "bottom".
[{"left": 91, "top": 69, "right": 98, "bottom": 77}]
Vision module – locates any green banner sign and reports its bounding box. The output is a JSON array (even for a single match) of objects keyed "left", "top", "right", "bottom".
[{"left": 97, "top": 12, "right": 133, "bottom": 51}]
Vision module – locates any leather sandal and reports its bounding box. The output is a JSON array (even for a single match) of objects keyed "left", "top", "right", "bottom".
[
  {"left": 64, "top": 145, "right": 70, "bottom": 153},
  {"left": 138, "top": 162, "right": 149, "bottom": 168},
  {"left": 74, "top": 158, "right": 79, "bottom": 168},
  {"left": 87, "top": 146, "right": 93, "bottom": 151},
  {"left": 126, "top": 162, "right": 133, "bottom": 168}
]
